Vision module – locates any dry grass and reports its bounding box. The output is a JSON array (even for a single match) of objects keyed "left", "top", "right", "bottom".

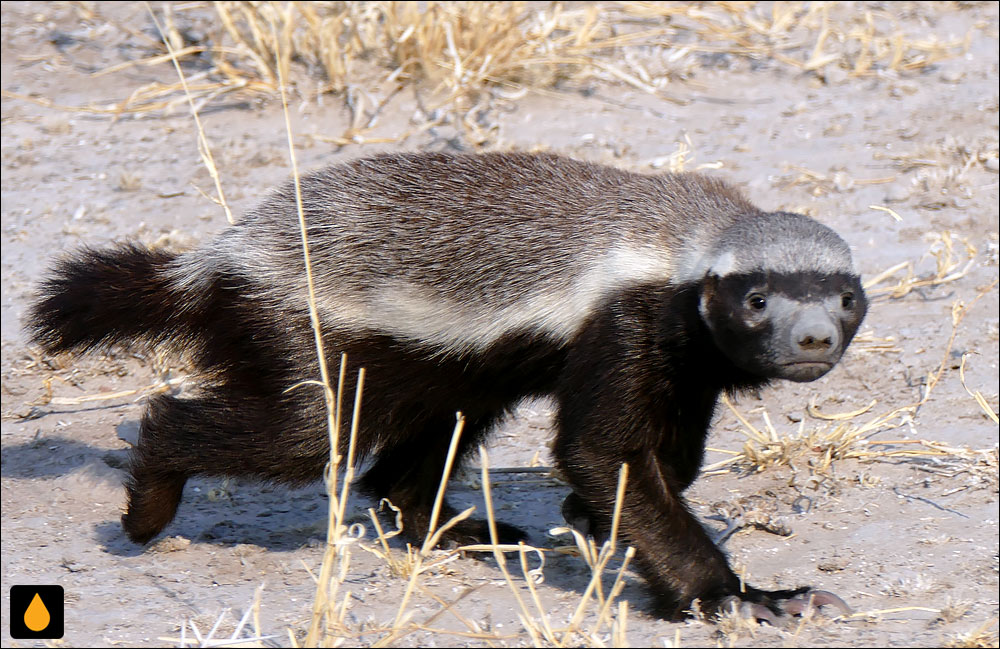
[
  {"left": 2, "top": 2, "right": 976, "bottom": 148},
  {"left": 875, "top": 134, "right": 1000, "bottom": 209},
  {"left": 774, "top": 164, "right": 896, "bottom": 197},
  {"left": 147, "top": 3, "right": 235, "bottom": 224},
  {"left": 157, "top": 584, "right": 276, "bottom": 647},
  {"left": 959, "top": 353, "right": 999, "bottom": 424},
  {"left": 862, "top": 231, "right": 977, "bottom": 299},
  {"left": 290, "top": 406, "right": 637, "bottom": 647},
  {"left": 944, "top": 618, "right": 1000, "bottom": 649}
]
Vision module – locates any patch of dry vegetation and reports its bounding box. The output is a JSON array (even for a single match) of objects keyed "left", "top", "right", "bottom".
[
  {"left": 863, "top": 231, "right": 978, "bottom": 299},
  {"left": 276, "top": 374, "right": 637, "bottom": 647},
  {"left": 2, "top": 1, "right": 977, "bottom": 147},
  {"left": 944, "top": 618, "right": 1000, "bottom": 649},
  {"left": 875, "top": 134, "right": 1000, "bottom": 210}
]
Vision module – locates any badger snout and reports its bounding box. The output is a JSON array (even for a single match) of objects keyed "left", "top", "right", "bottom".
[
  {"left": 781, "top": 306, "right": 843, "bottom": 381},
  {"left": 791, "top": 307, "right": 840, "bottom": 354}
]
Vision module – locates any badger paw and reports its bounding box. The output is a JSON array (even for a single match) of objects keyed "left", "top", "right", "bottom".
[{"left": 709, "top": 587, "right": 851, "bottom": 625}]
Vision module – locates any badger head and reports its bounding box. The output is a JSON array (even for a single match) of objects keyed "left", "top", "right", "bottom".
[{"left": 697, "top": 212, "right": 868, "bottom": 383}]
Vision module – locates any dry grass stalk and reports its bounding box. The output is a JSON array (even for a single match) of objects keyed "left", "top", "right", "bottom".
[
  {"left": 553, "top": 463, "right": 635, "bottom": 646},
  {"left": 863, "top": 231, "right": 977, "bottom": 299},
  {"left": 868, "top": 204, "right": 903, "bottom": 222},
  {"left": 477, "top": 445, "right": 559, "bottom": 645},
  {"left": 776, "top": 164, "right": 896, "bottom": 197},
  {"left": 0, "top": 86, "right": 254, "bottom": 116},
  {"left": 850, "top": 331, "right": 903, "bottom": 354},
  {"left": 146, "top": 2, "right": 234, "bottom": 224},
  {"left": 27, "top": 373, "right": 184, "bottom": 408},
  {"left": 959, "top": 354, "right": 999, "bottom": 425},
  {"left": 359, "top": 427, "right": 580, "bottom": 647},
  {"left": 838, "top": 605, "right": 941, "bottom": 623},
  {"left": 367, "top": 416, "right": 480, "bottom": 647},
  {"left": 359, "top": 499, "right": 412, "bottom": 578},
  {"left": 160, "top": 583, "right": 275, "bottom": 647},
  {"left": 448, "top": 455, "right": 637, "bottom": 647},
  {"left": 304, "top": 364, "right": 364, "bottom": 647},
  {"left": 266, "top": 19, "right": 367, "bottom": 646},
  {"left": 648, "top": 134, "right": 723, "bottom": 173},
  {"left": 411, "top": 584, "right": 502, "bottom": 644}
]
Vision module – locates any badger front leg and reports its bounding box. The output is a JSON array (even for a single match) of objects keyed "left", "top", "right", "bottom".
[
  {"left": 552, "top": 299, "right": 849, "bottom": 622},
  {"left": 553, "top": 414, "right": 739, "bottom": 619},
  {"left": 554, "top": 385, "right": 851, "bottom": 621}
]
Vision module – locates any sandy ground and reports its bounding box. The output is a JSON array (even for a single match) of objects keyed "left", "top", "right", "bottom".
[{"left": 2, "top": 2, "right": 998, "bottom": 647}]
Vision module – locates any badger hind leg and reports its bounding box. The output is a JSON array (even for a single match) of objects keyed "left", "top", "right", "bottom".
[
  {"left": 121, "top": 393, "right": 198, "bottom": 544},
  {"left": 361, "top": 413, "right": 527, "bottom": 547},
  {"left": 121, "top": 388, "right": 329, "bottom": 544},
  {"left": 122, "top": 460, "right": 187, "bottom": 544}
]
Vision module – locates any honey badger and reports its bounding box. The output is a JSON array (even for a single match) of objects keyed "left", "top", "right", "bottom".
[{"left": 28, "top": 152, "right": 866, "bottom": 621}]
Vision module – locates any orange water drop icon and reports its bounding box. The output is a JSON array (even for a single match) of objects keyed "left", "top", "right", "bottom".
[{"left": 24, "top": 592, "right": 51, "bottom": 632}]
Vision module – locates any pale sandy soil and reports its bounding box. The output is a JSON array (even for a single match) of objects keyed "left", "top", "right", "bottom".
[{"left": 2, "top": 2, "right": 998, "bottom": 647}]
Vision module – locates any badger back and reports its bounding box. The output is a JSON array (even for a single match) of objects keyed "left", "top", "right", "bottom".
[{"left": 210, "top": 153, "right": 760, "bottom": 354}]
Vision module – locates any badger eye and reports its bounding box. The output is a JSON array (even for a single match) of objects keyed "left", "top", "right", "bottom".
[
  {"left": 841, "top": 292, "right": 855, "bottom": 309},
  {"left": 747, "top": 294, "right": 767, "bottom": 311}
]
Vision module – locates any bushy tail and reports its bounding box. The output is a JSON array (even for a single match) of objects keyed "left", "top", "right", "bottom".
[{"left": 27, "top": 244, "right": 194, "bottom": 354}]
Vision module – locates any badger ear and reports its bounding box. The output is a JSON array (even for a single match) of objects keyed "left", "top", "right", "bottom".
[
  {"left": 698, "top": 273, "right": 720, "bottom": 324},
  {"left": 707, "top": 250, "right": 736, "bottom": 277}
]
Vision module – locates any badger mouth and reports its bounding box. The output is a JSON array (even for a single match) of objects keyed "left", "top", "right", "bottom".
[
  {"left": 784, "top": 361, "right": 834, "bottom": 369},
  {"left": 780, "top": 360, "right": 834, "bottom": 382}
]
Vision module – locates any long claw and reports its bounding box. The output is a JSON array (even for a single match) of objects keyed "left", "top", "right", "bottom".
[
  {"left": 744, "top": 602, "right": 781, "bottom": 626},
  {"left": 783, "top": 589, "right": 852, "bottom": 617},
  {"left": 719, "top": 596, "right": 781, "bottom": 626}
]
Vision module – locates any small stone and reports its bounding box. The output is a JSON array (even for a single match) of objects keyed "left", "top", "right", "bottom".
[
  {"left": 889, "top": 83, "right": 918, "bottom": 98},
  {"left": 940, "top": 69, "right": 964, "bottom": 84},
  {"left": 149, "top": 536, "right": 191, "bottom": 553},
  {"left": 786, "top": 411, "right": 804, "bottom": 423},
  {"left": 824, "top": 66, "right": 848, "bottom": 85},
  {"left": 817, "top": 558, "right": 850, "bottom": 572},
  {"left": 782, "top": 101, "right": 809, "bottom": 117},
  {"left": 884, "top": 185, "right": 911, "bottom": 203},
  {"left": 985, "top": 157, "right": 999, "bottom": 173},
  {"left": 832, "top": 171, "right": 854, "bottom": 192},
  {"left": 823, "top": 122, "right": 845, "bottom": 137}
]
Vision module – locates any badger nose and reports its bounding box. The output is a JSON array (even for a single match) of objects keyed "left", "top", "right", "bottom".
[{"left": 791, "top": 309, "right": 839, "bottom": 354}]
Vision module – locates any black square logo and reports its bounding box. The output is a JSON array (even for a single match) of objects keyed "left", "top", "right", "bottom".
[{"left": 9, "top": 585, "right": 64, "bottom": 639}]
